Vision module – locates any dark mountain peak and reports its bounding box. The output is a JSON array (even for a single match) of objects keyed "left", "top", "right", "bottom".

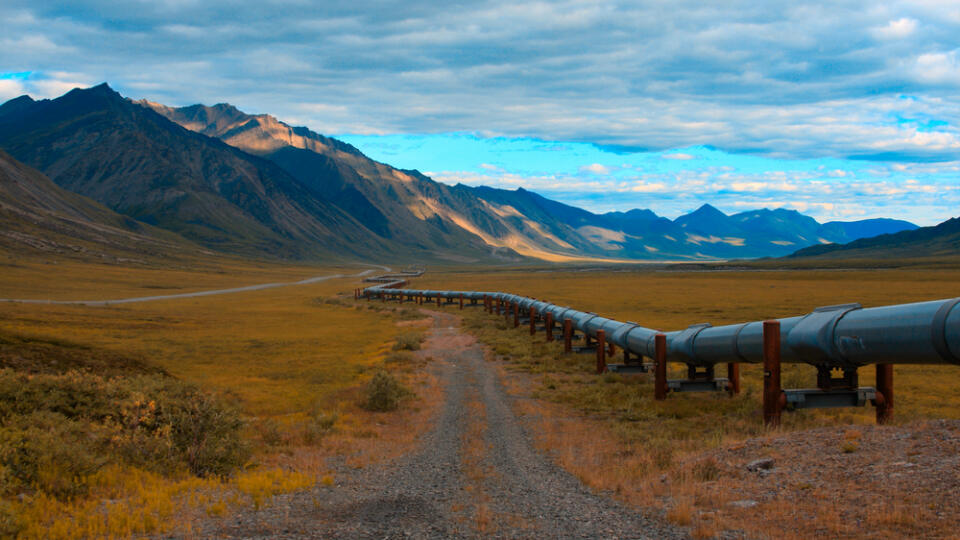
[
  {"left": 692, "top": 203, "right": 725, "bottom": 216},
  {"left": 0, "top": 95, "right": 36, "bottom": 116},
  {"left": 66, "top": 82, "right": 120, "bottom": 100},
  {"left": 56, "top": 83, "right": 126, "bottom": 111},
  {"left": 620, "top": 208, "right": 659, "bottom": 220},
  {"left": 211, "top": 102, "right": 241, "bottom": 113}
]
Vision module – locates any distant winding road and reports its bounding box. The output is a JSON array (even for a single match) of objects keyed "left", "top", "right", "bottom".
[{"left": 0, "top": 264, "right": 389, "bottom": 306}]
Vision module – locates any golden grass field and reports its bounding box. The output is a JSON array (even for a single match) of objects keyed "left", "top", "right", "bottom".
[
  {"left": 5, "top": 257, "right": 960, "bottom": 539},
  {"left": 0, "top": 258, "right": 434, "bottom": 538},
  {"left": 416, "top": 266, "right": 960, "bottom": 539}
]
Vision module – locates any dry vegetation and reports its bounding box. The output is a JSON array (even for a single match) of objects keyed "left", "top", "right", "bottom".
[
  {"left": 418, "top": 266, "right": 960, "bottom": 539},
  {"left": 0, "top": 259, "right": 434, "bottom": 538}
]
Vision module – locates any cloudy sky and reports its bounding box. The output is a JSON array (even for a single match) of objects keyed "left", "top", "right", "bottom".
[{"left": 1, "top": 1, "right": 958, "bottom": 224}]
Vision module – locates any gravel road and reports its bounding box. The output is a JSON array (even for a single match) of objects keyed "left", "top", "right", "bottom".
[
  {"left": 0, "top": 266, "right": 387, "bottom": 305},
  {"left": 204, "top": 310, "right": 686, "bottom": 539}
]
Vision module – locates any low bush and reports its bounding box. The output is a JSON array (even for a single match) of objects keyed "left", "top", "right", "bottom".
[
  {"left": 392, "top": 332, "right": 424, "bottom": 351},
  {"left": 0, "top": 368, "right": 250, "bottom": 501},
  {"left": 362, "top": 370, "right": 410, "bottom": 412},
  {"left": 301, "top": 410, "right": 338, "bottom": 444}
]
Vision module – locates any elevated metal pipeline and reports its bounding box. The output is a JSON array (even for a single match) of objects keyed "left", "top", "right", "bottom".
[{"left": 364, "top": 281, "right": 960, "bottom": 368}]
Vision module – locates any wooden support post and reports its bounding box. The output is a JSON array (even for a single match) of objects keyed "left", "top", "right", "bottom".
[
  {"left": 436, "top": 294, "right": 441, "bottom": 306},
  {"left": 545, "top": 312, "right": 554, "bottom": 342},
  {"left": 607, "top": 341, "right": 616, "bottom": 357},
  {"left": 496, "top": 298, "right": 501, "bottom": 315},
  {"left": 727, "top": 363, "right": 740, "bottom": 395},
  {"left": 459, "top": 294, "right": 464, "bottom": 310},
  {"left": 563, "top": 318, "right": 573, "bottom": 353},
  {"left": 381, "top": 292, "right": 386, "bottom": 302},
  {"left": 875, "top": 364, "right": 894, "bottom": 424},
  {"left": 596, "top": 330, "right": 607, "bottom": 374},
  {"left": 530, "top": 307, "right": 537, "bottom": 335},
  {"left": 398, "top": 293, "right": 403, "bottom": 304},
  {"left": 654, "top": 333, "right": 668, "bottom": 400},
  {"left": 513, "top": 302, "right": 519, "bottom": 328},
  {"left": 763, "top": 320, "right": 782, "bottom": 427}
]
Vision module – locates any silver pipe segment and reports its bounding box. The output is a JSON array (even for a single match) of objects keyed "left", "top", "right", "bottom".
[{"left": 363, "top": 277, "right": 960, "bottom": 368}]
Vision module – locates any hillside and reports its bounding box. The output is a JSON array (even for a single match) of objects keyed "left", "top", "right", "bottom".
[
  {"left": 0, "top": 148, "right": 194, "bottom": 263},
  {"left": 0, "top": 84, "right": 401, "bottom": 261},
  {"left": 0, "top": 84, "right": 921, "bottom": 263},
  {"left": 139, "top": 100, "right": 617, "bottom": 262},
  {"left": 142, "top": 98, "right": 916, "bottom": 261},
  {"left": 790, "top": 217, "right": 960, "bottom": 259}
]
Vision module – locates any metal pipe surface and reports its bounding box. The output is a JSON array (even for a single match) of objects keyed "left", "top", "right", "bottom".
[{"left": 364, "top": 279, "right": 960, "bottom": 369}]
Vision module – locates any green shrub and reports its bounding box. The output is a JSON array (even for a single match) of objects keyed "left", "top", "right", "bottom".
[
  {"left": 392, "top": 333, "right": 423, "bottom": 351},
  {"left": 0, "top": 411, "right": 107, "bottom": 499},
  {"left": 0, "top": 499, "right": 22, "bottom": 538},
  {"left": 362, "top": 371, "right": 410, "bottom": 412},
  {"left": 302, "top": 409, "right": 338, "bottom": 444},
  {"left": 0, "top": 368, "right": 250, "bottom": 501}
]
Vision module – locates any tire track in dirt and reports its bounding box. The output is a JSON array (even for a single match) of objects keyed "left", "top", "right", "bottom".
[{"left": 204, "top": 309, "right": 685, "bottom": 539}]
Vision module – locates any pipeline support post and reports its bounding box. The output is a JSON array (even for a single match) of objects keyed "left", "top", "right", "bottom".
[
  {"left": 513, "top": 302, "right": 519, "bottom": 328},
  {"left": 654, "top": 333, "right": 668, "bottom": 400},
  {"left": 763, "top": 320, "right": 783, "bottom": 427},
  {"left": 530, "top": 307, "right": 538, "bottom": 335},
  {"left": 459, "top": 294, "right": 464, "bottom": 310},
  {"left": 496, "top": 298, "right": 501, "bottom": 315},
  {"left": 596, "top": 330, "right": 607, "bottom": 374},
  {"left": 875, "top": 364, "right": 894, "bottom": 424},
  {"left": 727, "top": 363, "right": 741, "bottom": 395},
  {"left": 545, "top": 312, "right": 554, "bottom": 342},
  {"left": 563, "top": 318, "right": 573, "bottom": 353}
]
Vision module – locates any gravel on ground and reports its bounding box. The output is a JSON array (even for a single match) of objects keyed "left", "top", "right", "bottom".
[{"left": 200, "top": 309, "right": 686, "bottom": 539}]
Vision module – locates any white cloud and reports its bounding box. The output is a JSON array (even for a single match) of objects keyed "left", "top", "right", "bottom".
[
  {"left": 662, "top": 153, "right": 696, "bottom": 160},
  {"left": 872, "top": 17, "right": 918, "bottom": 40},
  {"left": 910, "top": 51, "right": 960, "bottom": 85},
  {"left": 0, "top": 80, "right": 27, "bottom": 101},
  {"left": 580, "top": 163, "right": 610, "bottom": 175}
]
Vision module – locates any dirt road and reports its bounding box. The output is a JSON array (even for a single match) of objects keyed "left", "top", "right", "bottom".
[
  {"left": 205, "top": 309, "right": 685, "bottom": 539},
  {"left": 0, "top": 266, "right": 387, "bottom": 306}
]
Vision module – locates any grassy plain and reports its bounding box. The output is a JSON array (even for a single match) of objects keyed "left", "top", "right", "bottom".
[
  {"left": 0, "top": 256, "right": 367, "bottom": 300},
  {"left": 416, "top": 266, "right": 960, "bottom": 538},
  {"left": 0, "top": 258, "right": 430, "bottom": 538}
]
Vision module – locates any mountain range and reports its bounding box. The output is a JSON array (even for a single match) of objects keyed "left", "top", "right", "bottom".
[
  {"left": 0, "top": 148, "right": 192, "bottom": 262},
  {"left": 791, "top": 217, "right": 960, "bottom": 259},
  {"left": 0, "top": 83, "right": 926, "bottom": 263}
]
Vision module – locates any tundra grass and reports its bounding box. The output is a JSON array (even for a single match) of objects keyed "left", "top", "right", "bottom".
[
  {"left": 420, "top": 267, "right": 960, "bottom": 428},
  {"left": 0, "top": 255, "right": 366, "bottom": 300},
  {"left": 418, "top": 267, "right": 960, "bottom": 538},
  {"left": 0, "top": 263, "right": 425, "bottom": 538}
]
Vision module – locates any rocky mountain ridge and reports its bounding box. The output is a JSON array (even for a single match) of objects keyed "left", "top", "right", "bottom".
[{"left": 0, "top": 84, "right": 921, "bottom": 262}]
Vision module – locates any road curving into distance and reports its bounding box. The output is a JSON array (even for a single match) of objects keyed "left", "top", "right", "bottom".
[{"left": 1, "top": 264, "right": 390, "bottom": 306}]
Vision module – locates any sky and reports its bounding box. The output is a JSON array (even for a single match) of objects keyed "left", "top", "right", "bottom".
[{"left": 1, "top": 1, "right": 958, "bottom": 225}]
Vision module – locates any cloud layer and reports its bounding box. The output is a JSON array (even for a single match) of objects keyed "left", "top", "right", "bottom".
[
  {"left": 336, "top": 135, "right": 959, "bottom": 226},
  {"left": 2, "top": 0, "right": 959, "bottom": 161},
  {"left": 1, "top": 1, "right": 958, "bottom": 225}
]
